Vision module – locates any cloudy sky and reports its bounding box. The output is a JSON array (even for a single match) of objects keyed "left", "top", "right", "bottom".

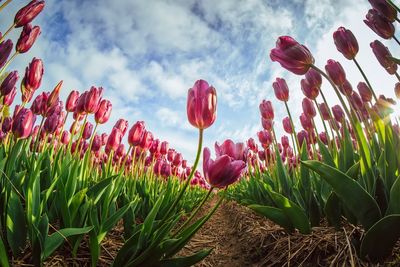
[{"left": 2, "top": 0, "right": 400, "bottom": 163}]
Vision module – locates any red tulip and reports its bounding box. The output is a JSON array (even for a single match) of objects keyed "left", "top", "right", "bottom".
[
  {"left": 257, "top": 130, "right": 272, "bottom": 146},
  {"left": 1, "top": 71, "right": 19, "bottom": 96},
  {"left": 66, "top": 90, "right": 79, "bottom": 112},
  {"left": 31, "top": 91, "right": 48, "bottom": 115},
  {"left": 139, "top": 130, "right": 153, "bottom": 150},
  {"left": 369, "top": 0, "right": 397, "bottom": 22},
  {"left": 75, "top": 91, "right": 87, "bottom": 114},
  {"left": 16, "top": 24, "right": 41, "bottom": 53},
  {"left": 82, "top": 122, "right": 93, "bottom": 140},
  {"left": 149, "top": 138, "right": 161, "bottom": 155},
  {"left": 325, "top": 59, "right": 346, "bottom": 86},
  {"left": 318, "top": 103, "right": 331, "bottom": 120},
  {"left": 114, "top": 118, "right": 128, "bottom": 136},
  {"left": 272, "top": 78, "right": 289, "bottom": 101},
  {"left": 305, "top": 68, "right": 322, "bottom": 88},
  {"left": 95, "top": 99, "right": 112, "bottom": 124},
  {"left": 259, "top": 100, "right": 274, "bottom": 120},
  {"left": 395, "top": 82, "right": 400, "bottom": 99},
  {"left": 364, "top": 9, "right": 395, "bottom": 39},
  {"left": 261, "top": 117, "right": 273, "bottom": 131},
  {"left": 61, "top": 130, "right": 70, "bottom": 145},
  {"left": 187, "top": 79, "right": 217, "bottom": 129},
  {"left": 302, "top": 98, "right": 316, "bottom": 118},
  {"left": 167, "top": 148, "right": 176, "bottom": 162},
  {"left": 203, "top": 147, "right": 246, "bottom": 188},
  {"left": 160, "top": 141, "right": 169, "bottom": 155},
  {"left": 338, "top": 79, "right": 353, "bottom": 96},
  {"left": 161, "top": 161, "right": 172, "bottom": 178},
  {"left": 23, "top": 57, "right": 44, "bottom": 93},
  {"left": 270, "top": 36, "right": 315, "bottom": 75},
  {"left": 332, "top": 105, "right": 345, "bottom": 122},
  {"left": 14, "top": 0, "right": 45, "bottom": 27},
  {"left": 301, "top": 79, "right": 319, "bottom": 100},
  {"left": 0, "top": 40, "right": 13, "bottom": 69},
  {"left": 106, "top": 127, "right": 123, "bottom": 154},
  {"left": 282, "top": 116, "right": 293, "bottom": 134},
  {"left": 3, "top": 87, "right": 16, "bottom": 106},
  {"left": 128, "top": 121, "right": 145, "bottom": 146},
  {"left": 12, "top": 108, "right": 35, "bottom": 139},
  {"left": 333, "top": 27, "right": 359, "bottom": 60},
  {"left": 350, "top": 91, "right": 364, "bottom": 111},
  {"left": 84, "top": 86, "right": 103, "bottom": 113},
  {"left": 300, "top": 113, "right": 313, "bottom": 131},
  {"left": 91, "top": 134, "right": 102, "bottom": 152},
  {"left": 357, "top": 82, "right": 372, "bottom": 102},
  {"left": 370, "top": 40, "right": 397, "bottom": 75},
  {"left": 215, "top": 139, "right": 247, "bottom": 161}
]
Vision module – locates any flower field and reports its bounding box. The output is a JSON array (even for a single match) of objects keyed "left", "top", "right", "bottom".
[{"left": 0, "top": 0, "right": 400, "bottom": 266}]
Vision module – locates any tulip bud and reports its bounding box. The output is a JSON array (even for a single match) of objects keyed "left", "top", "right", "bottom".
[
  {"left": 301, "top": 79, "right": 319, "bottom": 100},
  {"left": 75, "top": 91, "right": 87, "bottom": 114},
  {"left": 95, "top": 99, "right": 112, "bottom": 124},
  {"left": 332, "top": 105, "right": 345, "bottom": 122},
  {"left": 23, "top": 57, "right": 44, "bottom": 93},
  {"left": 116, "top": 144, "right": 126, "bottom": 159},
  {"left": 182, "top": 160, "right": 187, "bottom": 168},
  {"left": 370, "top": 40, "right": 397, "bottom": 75},
  {"left": 82, "top": 122, "right": 93, "bottom": 140},
  {"left": 139, "top": 130, "right": 153, "bottom": 150},
  {"left": 282, "top": 116, "right": 293, "bottom": 134},
  {"left": 106, "top": 127, "right": 123, "bottom": 154},
  {"left": 114, "top": 118, "right": 128, "bottom": 136},
  {"left": 61, "top": 130, "right": 70, "bottom": 145},
  {"left": 66, "top": 90, "right": 79, "bottom": 112},
  {"left": 128, "top": 121, "right": 145, "bottom": 146},
  {"left": 261, "top": 117, "right": 273, "bottom": 131},
  {"left": 318, "top": 103, "right": 331, "bottom": 120},
  {"left": 47, "top": 80, "right": 63, "bottom": 110},
  {"left": 257, "top": 130, "right": 272, "bottom": 146},
  {"left": 319, "top": 132, "right": 328, "bottom": 145},
  {"left": 91, "top": 134, "right": 102, "bottom": 152},
  {"left": 333, "top": 27, "right": 359, "bottom": 60},
  {"left": 2, "top": 117, "right": 12, "bottom": 133},
  {"left": 14, "top": 0, "right": 45, "bottom": 27},
  {"left": 44, "top": 112, "right": 59, "bottom": 134},
  {"left": 357, "top": 82, "right": 372, "bottom": 102},
  {"left": 281, "top": 135, "right": 289, "bottom": 148},
  {"left": 272, "top": 78, "right": 289, "bottom": 101},
  {"left": 364, "top": 9, "right": 395, "bottom": 39},
  {"left": 325, "top": 59, "right": 346, "bottom": 86},
  {"left": 160, "top": 141, "right": 169, "bottom": 155},
  {"left": 30, "top": 92, "right": 47, "bottom": 115},
  {"left": 187, "top": 79, "right": 217, "bottom": 129},
  {"left": 259, "top": 100, "right": 274, "bottom": 120},
  {"left": 167, "top": 148, "right": 176, "bottom": 162},
  {"left": 302, "top": 98, "right": 316, "bottom": 118},
  {"left": 1, "top": 71, "right": 19, "bottom": 96},
  {"left": 395, "top": 82, "right": 400, "bottom": 99},
  {"left": 3, "top": 86, "right": 16, "bottom": 106},
  {"left": 350, "top": 91, "right": 364, "bottom": 110},
  {"left": 16, "top": 24, "right": 41, "bottom": 53},
  {"left": 172, "top": 153, "right": 183, "bottom": 167},
  {"left": 270, "top": 36, "right": 315, "bottom": 75},
  {"left": 369, "top": 0, "right": 397, "bottom": 22},
  {"left": 300, "top": 113, "right": 313, "bottom": 131},
  {"left": 0, "top": 40, "right": 13, "bottom": 69},
  {"left": 297, "top": 130, "right": 309, "bottom": 148},
  {"left": 149, "top": 138, "right": 160, "bottom": 155},
  {"left": 338, "top": 79, "right": 353, "bottom": 96},
  {"left": 247, "top": 138, "right": 258, "bottom": 152},
  {"left": 12, "top": 108, "right": 35, "bottom": 139},
  {"left": 101, "top": 133, "right": 108, "bottom": 145},
  {"left": 305, "top": 68, "right": 322, "bottom": 88},
  {"left": 84, "top": 86, "right": 103, "bottom": 113}
]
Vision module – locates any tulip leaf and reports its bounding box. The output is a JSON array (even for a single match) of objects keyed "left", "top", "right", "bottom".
[
  {"left": 6, "top": 190, "right": 27, "bottom": 257},
  {"left": 0, "top": 235, "right": 9, "bottom": 267},
  {"left": 159, "top": 249, "right": 212, "bottom": 267},
  {"left": 302, "top": 160, "right": 381, "bottom": 230},
  {"left": 360, "top": 215, "right": 400, "bottom": 263},
  {"left": 386, "top": 176, "right": 400, "bottom": 215},
  {"left": 248, "top": 204, "right": 294, "bottom": 232}
]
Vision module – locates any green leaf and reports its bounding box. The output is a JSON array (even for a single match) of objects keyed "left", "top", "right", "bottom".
[
  {"left": 248, "top": 204, "right": 294, "bottom": 232},
  {"left": 324, "top": 192, "right": 341, "bottom": 229},
  {"left": 98, "top": 202, "right": 133, "bottom": 242},
  {"left": 43, "top": 226, "right": 93, "bottom": 259},
  {"left": 159, "top": 249, "right": 212, "bottom": 267},
  {"left": 302, "top": 160, "right": 381, "bottom": 230},
  {"left": 386, "top": 176, "right": 400, "bottom": 215},
  {"left": 6, "top": 190, "right": 27, "bottom": 257},
  {"left": 0, "top": 235, "right": 10, "bottom": 267},
  {"left": 360, "top": 215, "right": 400, "bottom": 263}
]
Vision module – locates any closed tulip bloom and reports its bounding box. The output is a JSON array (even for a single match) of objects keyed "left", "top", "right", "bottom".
[
  {"left": 325, "top": 59, "right": 346, "bottom": 86},
  {"left": 16, "top": 24, "right": 41, "bottom": 53},
  {"left": 3, "top": 87, "right": 16, "bottom": 106},
  {"left": 281, "top": 135, "right": 289, "bottom": 148},
  {"left": 215, "top": 139, "right": 247, "bottom": 161},
  {"left": 61, "top": 130, "right": 70, "bottom": 145},
  {"left": 65, "top": 90, "right": 79, "bottom": 112},
  {"left": 139, "top": 130, "right": 153, "bottom": 150},
  {"left": 172, "top": 153, "right": 183, "bottom": 167},
  {"left": 350, "top": 91, "right": 364, "bottom": 111},
  {"left": 0, "top": 40, "right": 13, "bottom": 69},
  {"left": 116, "top": 144, "right": 126, "bottom": 159},
  {"left": 187, "top": 79, "right": 217, "bottom": 129},
  {"left": 84, "top": 86, "right": 103, "bottom": 113},
  {"left": 319, "top": 132, "right": 328, "bottom": 145},
  {"left": 257, "top": 130, "right": 272, "bottom": 146},
  {"left": 333, "top": 27, "right": 359, "bottom": 60},
  {"left": 128, "top": 121, "right": 145, "bottom": 146},
  {"left": 47, "top": 80, "right": 63, "bottom": 110},
  {"left": 182, "top": 159, "right": 187, "bottom": 168},
  {"left": 167, "top": 148, "right": 176, "bottom": 162},
  {"left": 357, "top": 82, "right": 373, "bottom": 102},
  {"left": 114, "top": 118, "right": 128, "bottom": 136},
  {"left": 318, "top": 103, "right": 331, "bottom": 120},
  {"left": 91, "top": 134, "right": 102, "bottom": 152},
  {"left": 364, "top": 9, "right": 395, "bottom": 39},
  {"left": 44, "top": 112, "right": 59, "bottom": 134},
  {"left": 302, "top": 98, "right": 316, "bottom": 118},
  {"left": 161, "top": 161, "right": 172, "bottom": 178},
  {"left": 2, "top": 117, "right": 12, "bottom": 133},
  {"left": 270, "top": 36, "right": 315, "bottom": 75},
  {"left": 247, "top": 138, "right": 258, "bottom": 152},
  {"left": 301, "top": 79, "right": 319, "bottom": 100},
  {"left": 338, "top": 79, "right": 353, "bottom": 96},
  {"left": 24, "top": 57, "right": 44, "bottom": 92},
  {"left": 332, "top": 105, "right": 345, "bottom": 122},
  {"left": 261, "top": 117, "right": 273, "bottom": 131},
  {"left": 282, "top": 116, "right": 293, "bottom": 134},
  {"left": 31, "top": 91, "right": 48, "bottom": 115},
  {"left": 12, "top": 108, "right": 35, "bottom": 139},
  {"left": 297, "top": 130, "right": 309, "bottom": 147},
  {"left": 106, "top": 127, "right": 123, "bottom": 154},
  {"left": 370, "top": 40, "right": 397, "bottom": 74},
  {"left": 395, "top": 82, "right": 400, "bottom": 99},
  {"left": 75, "top": 91, "right": 87, "bottom": 114},
  {"left": 101, "top": 133, "right": 108, "bottom": 145},
  {"left": 82, "top": 122, "right": 93, "bottom": 139},
  {"left": 149, "top": 139, "right": 161, "bottom": 155},
  {"left": 272, "top": 77, "right": 289, "bottom": 101},
  {"left": 300, "top": 113, "right": 313, "bottom": 131},
  {"left": 259, "top": 100, "right": 274, "bottom": 120},
  {"left": 305, "top": 68, "right": 322, "bottom": 88},
  {"left": 160, "top": 141, "right": 169, "bottom": 155},
  {"left": 203, "top": 147, "right": 246, "bottom": 188},
  {"left": 1, "top": 71, "right": 19, "bottom": 96},
  {"left": 369, "top": 0, "right": 397, "bottom": 22},
  {"left": 95, "top": 99, "right": 112, "bottom": 124},
  {"left": 14, "top": 0, "right": 45, "bottom": 27}
]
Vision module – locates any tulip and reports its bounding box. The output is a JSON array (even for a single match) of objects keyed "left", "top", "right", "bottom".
[
  {"left": 259, "top": 100, "right": 274, "bottom": 120},
  {"left": 350, "top": 91, "right": 364, "bottom": 111},
  {"left": 84, "top": 86, "right": 103, "bottom": 113},
  {"left": 12, "top": 108, "right": 35, "bottom": 139},
  {"left": 333, "top": 27, "right": 359, "bottom": 60},
  {"left": 186, "top": 79, "right": 217, "bottom": 129},
  {"left": 101, "top": 133, "right": 108, "bottom": 145},
  {"left": 43, "top": 112, "right": 59, "bottom": 134},
  {"left": 161, "top": 161, "right": 172, "bottom": 178},
  {"left": 139, "top": 130, "right": 153, "bottom": 150},
  {"left": 357, "top": 82, "right": 373, "bottom": 102},
  {"left": 270, "top": 36, "right": 315, "bottom": 75},
  {"left": 395, "top": 82, "right": 400, "bottom": 99},
  {"left": 338, "top": 79, "right": 353, "bottom": 96},
  {"left": 3, "top": 86, "right": 16, "bottom": 106},
  {"left": 319, "top": 132, "right": 328, "bottom": 145},
  {"left": 23, "top": 57, "right": 44, "bottom": 93},
  {"left": 302, "top": 98, "right": 316, "bottom": 118},
  {"left": 325, "top": 59, "right": 346, "bottom": 86},
  {"left": 106, "top": 127, "right": 123, "bottom": 154},
  {"left": 91, "top": 134, "right": 102, "bottom": 152},
  {"left": 203, "top": 147, "right": 246, "bottom": 188},
  {"left": 14, "top": 0, "right": 45, "bottom": 27},
  {"left": 47, "top": 80, "right": 63, "bottom": 110},
  {"left": 16, "top": 24, "right": 41, "bottom": 53},
  {"left": 369, "top": 0, "right": 397, "bottom": 22},
  {"left": 281, "top": 135, "right": 289, "bottom": 148},
  {"left": 160, "top": 141, "right": 169, "bottom": 155},
  {"left": 172, "top": 153, "right": 183, "bottom": 167},
  {"left": 300, "top": 113, "right": 313, "bottom": 131},
  {"left": 128, "top": 121, "right": 145, "bottom": 146},
  {"left": 282, "top": 116, "right": 293, "bottom": 134},
  {"left": 215, "top": 139, "right": 247, "bottom": 161},
  {"left": 66, "top": 90, "right": 79, "bottom": 112},
  {"left": 332, "top": 105, "right": 345, "bottom": 122},
  {"left": 297, "top": 130, "right": 309, "bottom": 148},
  {"left": 272, "top": 78, "right": 289, "bottom": 101},
  {"left": 364, "top": 9, "right": 395, "bottom": 39},
  {"left": 2, "top": 117, "right": 12, "bottom": 133},
  {"left": 305, "top": 68, "right": 322, "bottom": 88},
  {"left": 257, "top": 130, "right": 272, "bottom": 146},
  {"left": 0, "top": 40, "right": 13, "bottom": 69},
  {"left": 95, "top": 99, "right": 112, "bottom": 124},
  {"left": 167, "top": 148, "right": 176, "bottom": 162},
  {"left": 114, "top": 118, "right": 128, "bottom": 135},
  {"left": 261, "top": 117, "right": 273, "bottom": 131},
  {"left": 0, "top": 71, "right": 18, "bottom": 97},
  {"left": 75, "top": 91, "right": 87, "bottom": 114},
  {"left": 82, "top": 122, "right": 93, "bottom": 140},
  {"left": 318, "top": 103, "right": 330, "bottom": 120},
  {"left": 116, "top": 144, "right": 126, "bottom": 159},
  {"left": 149, "top": 139, "right": 161, "bottom": 155},
  {"left": 31, "top": 92, "right": 48, "bottom": 116},
  {"left": 61, "top": 130, "right": 70, "bottom": 145},
  {"left": 301, "top": 79, "right": 319, "bottom": 100},
  {"left": 370, "top": 40, "right": 397, "bottom": 75}
]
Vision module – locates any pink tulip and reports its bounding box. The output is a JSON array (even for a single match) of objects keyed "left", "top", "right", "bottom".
[
  {"left": 84, "top": 86, "right": 103, "bottom": 114},
  {"left": 319, "top": 132, "right": 328, "bottom": 145},
  {"left": 338, "top": 79, "right": 353, "bottom": 96},
  {"left": 247, "top": 138, "right": 258, "bottom": 152},
  {"left": 297, "top": 130, "right": 309, "bottom": 148},
  {"left": 332, "top": 105, "right": 345, "bottom": 122},
  {"left": 61, "top": 130, "right": 70, "bottom": 145},
  {"left": 281, "top": 135, "right": 289, "bottom": 148},
  {"left": 357, "top": 82, "right": 372, "bottom": 102},
  {"left": 95, "top": 99, "right": 112, "bottom": 124},
  {"left": 172, "top": 153, "right": 183, "bottom": 167},
  {"left": 261, "top": 117, "right": 273, "bottom": 131},
  {"left": 31, "top": 92, "right": 48, "bottom": 116},
  {"left": 114, "top": 118, "right": 128, "bottom": 136},
  {"left": 302, "top": 98, "right": 316, "bottom": 118},
  {"left": 369, "top": 0, "right": 397, "bottom": 22},
  {"left": 282, "top": 116, "right": 293, "bottom": 134},
  {"left": 139, "top": 130, "right": 153, "bottom": 150},
  {"left": 305, "top": 68, "right": 322, "bottom": 88},
  {"left": 14, "top": 0, "right": 45, "bottom": 27},
  {"left": 160, "top": 141, "right": 169, "bottom": 155},
  {"left": 370, "top": 40, "right": 397, "bottom": 75},
  {"left": 215, "top": 139, "right": 247, "bottom": 161},
  {"left": 186, "top": 79, "right": 217, "bottom": 129},
  {"left": 350, "top": 91, "right": 364, "bottom": 110},
  {"left": 23, "top": 57, "right": 44, "bottom": 93},
  {"left": 259, "top": 100, "right": 274, "bottom": 120},
  {"left": 16, "top": 24, "right": 41, "bottom": 53},
  {"left": 300, "top": 113, "right": 313, "bottom": 131},
  {"left": 301, "top": 79, "right": 319, "bottom": 100},
  {"left": 203, "top": 147, "right": 246, "bottom": 188},
  {"left": 65, "top": 90, "right": 79, "bottom": 112},
  {"left": 167, "top": 148, "right": 176, "bottom": 162},
  {"left": 43, "top": 112, "right": 59, "bottom": 134},
  {"left": 82, "top": 122, "right": 93, "bottom": 139},
  {"left": 257, "top": 130, "right": 272, "bottom": 146},
  {"left": 91, "top": 134, "right": 102, "bottom": 152},
  {"left": 325, "top": 59, "right": 346, "bottom": 86},
  {"left": 272, "top": 78, "right": 289, "bottom": 101},
  {"left": 0, "top": 71, "right": 19, "bottom": 96},
  {"left": 47, "top": 80, "right": 63, "bottom": 111},
  {"left": 364, "top": 9, "right": 395, "bottom": 39},
  {"left": 12, "top": 108, "right": 35, "bottom": 139},
  {"left": 270, "top": 36, "right": 315, "bottom": 75},
  {"left": 75, "top": 91, "right": 87, "bottom": 114},
  {"left": 106, "top": 127, "right": 123, "bottom": 154},
  {"left": 333, "top": 27, "right": 359, "bottom": 60},
  {"left": 0, "top": 40, "right": 13, "bottom": 69},
  {"left": 128, "top": 121, "right": 145, "bottom": 146},
  {"left": 4, "top": 87, "right": 16, "bottom": 106},
  {"left": 149, "top": 139, "right": 161, "bottom": 155},
  {"left": 318, "top": 103, "right": 331, "bottom": 120}
]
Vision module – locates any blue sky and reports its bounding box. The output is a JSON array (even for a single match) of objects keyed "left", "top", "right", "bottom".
[{"left": 2, "top": 0, "right": 400, "bottom": 163}]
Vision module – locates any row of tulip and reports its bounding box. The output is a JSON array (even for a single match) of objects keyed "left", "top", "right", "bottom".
[
  {"left": 0, "top": 1, "right": 248, "bottom": 266},
  {"left": 228, "top": 0, "right": 400, "bottom": 263}
]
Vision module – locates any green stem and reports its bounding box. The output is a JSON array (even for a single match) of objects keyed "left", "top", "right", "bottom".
[
  {"left": 0, "top": 51, "right": 18, "bottom": 77},
  {"left": 386, "top": 0, "right": 400, "bottom": 12},
  {"left": 0, "top": 22, "right": 15, "bottom": 44},
  {"left": 395, "top": 71, "right": 400, "bottom": 82},
  {"left": 74, "top": 114, "right": 88, "bottom": 158},
  {"left": 314, "top": 99, "right": 331, "bottom": 150},
  {"left": 87, "top": 122, "right": 98, "bottom": 154},
  {"left": 393, "top": 35, "right": 400, "bottom": 46},
  {"left": 0, "top": 0, "right": 12, "bottom": 13},
  {"left": 284, "top": 101, "right": 300, "bottom": 154},
  {"left": 353, "top": 58, "right": 378, "bottom": 102}
]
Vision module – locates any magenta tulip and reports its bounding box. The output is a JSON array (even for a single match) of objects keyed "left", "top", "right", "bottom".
[
  {"left": 0, "top": 40, "right": 13, "bottom": 69},
  {"left": 301, "top": 79, "right": 319, "bottom": 100},
  {"left": 95, "top": 99, "right": 112, "bottom": 124},
  {"left": 338, "top": 79, "right": 353, "bottom": 96},
  {"left": 14, "top": 0, "right": 45, "bottom": 27},
  {"left": 364, "top": 9, "right": 395, "bottom": 39},
  {"left": 160, "top": 141, "right": 169, "bottom": 155},
  {"left": 302, "top": 98, "right": 316, "bottom": 118},
  {"left": 300, "top": 113, "right": 313, "bottom": 131},
  {"left": 369, "top": 0, "right": 397, "bottom": 22},
  {"left": 325, "top": 59, "right": 346, "bottom": 86},
  {"left": 257, "top": 130, "right": 272, "bottom": 146},
  {"left": 12, "top": 108, "right": 35, "bottom": 139},
  {"left": 66, "top": 90, "right": 79, "bottom": 112},
  {"left": 16, "top": 24, "right": 41, "bottom": 53},
  {"left": 282, "top": 116, "right": 293, "bottom": 134},
  {"left": 318, "top": 103, "right": 331, "bottom": 120},
  {"left": 23, "top": 57, "right": 44, "bottom": 93},
  {"left": 357, "top": 82, "right": 372, "bottom": 102},
  {"left": 84, "top": 86, "right": 103, "bottom": 114},
  {"left": 370, "top": 40, "right": 397, "bottom": 75},
  {"left": 272, "top": 78, "right": 289, "bottom": 101},
  {"left": 332, "top": 105, "right": 345, "bottom": 122},
  {"left": 82, "top": 122, "right": 93, "bottom": 140},
  {"left": 215, "top": 139, "right": 247, "bottom": 161},
  {"left": 259, "top": 100, "right": 274, "bottom": 120},
  {"left": 106, "top": 127, "right": 123, "bottom": 154},
  {"left": 128, "top": 121, "right": 145, "bottom": 146},
  {"left": 305, "top": 68, "right": 322, "bottom": 88},
  {"left": 333, "top": 27, "right": 359, "bottom": 60},
  {"left": 61, "top": 130, "right": 70, "bottom": 145},
  {"left": 3, "top": 87, "right": 16, "bottom": 106},
  {"left": 1, "top": 71, "right": 19, "bottom": 97}
]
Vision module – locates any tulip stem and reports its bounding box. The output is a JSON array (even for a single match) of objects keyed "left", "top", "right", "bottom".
[
  {"left": 284, "top": 101, "right": 300, "bottom": 155},
  {"left": 314, "top": 99, "right": 332, "bottom": 150},
  {"left": 386, "top": 0, "right": 400, "bottom": 12},
  {"left": 87, "top": 122, "right": 98, "bottom": 154},
  {"left": 394, "top": 36, "right": 400, "bottom": 46},
  {"left": 395, "top": 71, "right": 400, "bottom": 82},
  {"left": 0, "top": 52, "right": 18, "bottom": 77},
  {"left": 0, "top": 0, "right": 12, "bottom": 14},
  {"left": 353, "top": 58, "right": 378, "bottom": 102},
  {"left": 0, "top": 23, "right": 15, "bottom": 44}
]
